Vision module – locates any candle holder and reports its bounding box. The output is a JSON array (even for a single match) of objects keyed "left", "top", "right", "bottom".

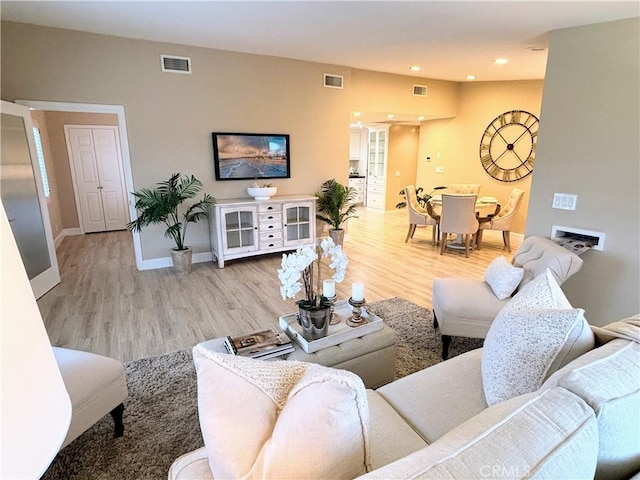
[
  {"left": 326, "top": 295, "right": 341, "bottom": 325},
  {"left": 347, "top": 297, "right": 367, "bottom": 327}
]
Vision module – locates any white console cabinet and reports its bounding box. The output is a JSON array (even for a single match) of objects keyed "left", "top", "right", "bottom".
[{"left": 210, "top": 195, "right": 317, "bottom": 268}]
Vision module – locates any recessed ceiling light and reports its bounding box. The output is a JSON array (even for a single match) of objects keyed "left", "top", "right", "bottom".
[
  {"left": 386, "top": 114, "right": 395, "bottom": 119},
  {"left": 494, "top": 58, "right": 509, "bottom": 65},
  {"left": 409, "top": 65, "right": 421, "bottom": 72},
  {"left": 465, "top": 75, "right": 477, "bottom": 81},
  {"left": 417, "top": 115, "right": 426, "bottom": 121},
  {"left": 352, "top": 112, "right": 362, "bottom": 117}
]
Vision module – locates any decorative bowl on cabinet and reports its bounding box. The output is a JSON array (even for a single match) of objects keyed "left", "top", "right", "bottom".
[{"left": 247, "top": 186, "right": 277, "bottom": 200}]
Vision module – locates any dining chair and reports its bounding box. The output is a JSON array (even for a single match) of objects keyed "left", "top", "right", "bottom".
[
  {"left": 403, "top": 185, "right": 439, "bottom": 245},
  {"left": 439, "top": 194, "right": 479, "bottom": 257},
  {"left": 476, "top": 188, "right": 525, "bottom": 252},
  {"left": 450, "top": 183, "right": 481, "bottom": 195}
]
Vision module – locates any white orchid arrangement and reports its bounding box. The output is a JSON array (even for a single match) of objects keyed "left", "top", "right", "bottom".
[{"left": 278, "top": 237, "right": 348, "bottom": 310}]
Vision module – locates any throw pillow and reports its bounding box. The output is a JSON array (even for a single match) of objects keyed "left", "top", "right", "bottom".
[
  {"left": 501, "top": 268, "right": 573, "bottom": 312},
  {"left": 484, "top": 255, "right": 524, "bottom": 300},
  {"left": 192, "top": 345, "right": 371, "bottom": 480},
  {"left": 482, "top": 308, "right": 594, "bottom": 406}
]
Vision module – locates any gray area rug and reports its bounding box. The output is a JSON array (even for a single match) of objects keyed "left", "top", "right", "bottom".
[{"left": 42, "top": 297, "right": 483, "bottom": 480}]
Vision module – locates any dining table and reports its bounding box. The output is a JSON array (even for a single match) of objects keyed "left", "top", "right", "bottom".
[{"left": 428, "top": 194, "right": 501, "bottom": 249}]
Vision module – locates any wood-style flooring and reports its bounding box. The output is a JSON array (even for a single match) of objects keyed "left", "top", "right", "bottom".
[{"left": 37, "top": 208, "right": 521, "bottom": 363}]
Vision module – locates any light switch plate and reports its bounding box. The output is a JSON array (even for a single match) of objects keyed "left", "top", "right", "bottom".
[
  {"left": 553, "top": 193, "right": 577, "bottom": 210},
  {"left": 435, "top": 166, "right": 445, "bottom": 174}
]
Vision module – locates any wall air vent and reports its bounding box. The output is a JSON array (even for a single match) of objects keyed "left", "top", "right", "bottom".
[
  {"left": 413, "top": 84, "right": 428, "bottom": 97},
  {"left": 324, "top": 73, "right": 344, "bottom": 89},
  {"left": 161, "top": 54, "right": 192, "bottom": 74}
]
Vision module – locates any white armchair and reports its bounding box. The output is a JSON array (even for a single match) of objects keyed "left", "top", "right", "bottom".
[
  {"left": 53, "top": 347, "right": 128, "bottom": 448},
  {"left": 432, "top": 236, "right": 584, "bottom": 359}
]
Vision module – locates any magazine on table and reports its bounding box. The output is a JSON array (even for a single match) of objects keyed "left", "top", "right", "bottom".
[{"left": 224, "top": 328, "right": 294, "bottom": 359}]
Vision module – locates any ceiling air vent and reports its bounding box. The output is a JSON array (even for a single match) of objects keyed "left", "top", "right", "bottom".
[
  {"left": 324, "top": 73, "right": 344, "bottom": 89},
  {"left": 161, "top": 54, "right": 192, "bottom": 74},
  {"left": 413, "top": 84, "right": 428, "bottom": 97}
]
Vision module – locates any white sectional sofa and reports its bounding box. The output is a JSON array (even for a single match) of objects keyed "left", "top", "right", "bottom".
[{"left": 169, "top": 268, "right": 640, "bottom": 480}]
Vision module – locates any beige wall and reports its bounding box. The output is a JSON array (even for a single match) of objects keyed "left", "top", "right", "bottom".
[
  {"left": 350, "top": 69, "right": 459, "bottom": 120},
  {"left": 526, "top": 18, "right": 639, "bottom": 325},
  {"left": 416, "top": 80, "right": 544, "bottom": 234},
  {"left": 386, "top": 125, "right": 420, "bottom": 210},
  {"left": 1, "top": 21, "right": 462, "bottom": 260},
  {"left": 0, "top": 22, "right": 351, "bottom": 258}
]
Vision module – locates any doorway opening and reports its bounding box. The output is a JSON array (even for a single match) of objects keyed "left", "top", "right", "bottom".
[{"left": 15, "top": 100, "right": 144, "bottom": 270}]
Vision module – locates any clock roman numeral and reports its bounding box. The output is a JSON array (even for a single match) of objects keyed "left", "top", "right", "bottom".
[
  {"left": 481, "top": 154, "right": 493, "bottom": 167},
  {"left": 510, "top": 110, "right": 521, "bottom": 124}
]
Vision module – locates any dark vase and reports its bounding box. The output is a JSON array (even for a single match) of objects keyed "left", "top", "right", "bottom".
[{"left": 297, "top": 305, "right": 332, "bottom": 341}]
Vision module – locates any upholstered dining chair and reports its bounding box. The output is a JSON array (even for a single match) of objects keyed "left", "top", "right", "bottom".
[
  {"left": 476, "top": 188, "right": 525, "bottom": 252},
  {"left": 450, "top": 184, "right": 481, "bottom": 195},
  {"left": 439, "top": 194, "right": 479, "bottom": 257},
  {"left": 403, "top": 185, "right": 439, "bottom": 245}
]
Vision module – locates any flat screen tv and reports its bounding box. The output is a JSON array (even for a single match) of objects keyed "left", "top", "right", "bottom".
[{"left": 212, "top": 132, "right": 291, "bottom": 180}]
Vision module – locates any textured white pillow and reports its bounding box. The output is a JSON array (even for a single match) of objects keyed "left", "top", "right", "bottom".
[
  {"left": 192, "top": 345, "right": 371, "bottom": 479},
  {"left": 482, "top": 308, "right": 594, "bottom": 406},
  {"left": 484, "top": 255, "right": 524, "bottom": 300},
  {"left": 501, "top": 268, "right": 573, "bottom": 312}
]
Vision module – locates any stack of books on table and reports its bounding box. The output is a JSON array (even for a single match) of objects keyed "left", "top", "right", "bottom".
[{"left": 224, "top": 327, "right": 295, "bottom": 360}]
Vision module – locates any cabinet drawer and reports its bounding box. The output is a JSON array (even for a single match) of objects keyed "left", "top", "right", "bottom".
[
  {"left": 259, "top": 222, "right": 281, "bottom": 232},
  {"left": 367, "top": 194, "right": 384, "bottom": 209},
  {"left": 258, "top": 204, "right": 282, "bottom": 214},
  {"left": 260, "top": 239, "right": 284, "bottom": 249},
  {"left": 367, "top": 185, "right": 386, "bottom": 195},
  {"left": 259, "top": 212, "right": 282, "bottom": 223},
  {"left": 368, "top": 177, "right": 385, "bottom": 187},
  {"left": 349, "top": 178, "right": 365, "bottom": 187},
  {"left": 260, "top": 231, "right": 283, "bottom": 242}
]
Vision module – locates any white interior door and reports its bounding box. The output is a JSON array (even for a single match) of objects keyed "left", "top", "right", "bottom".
[
  {"left": 65, "top": 125, "right": 128, "bottom": 233},
  {"left": 0, "top": 100, "right": 60, "bottom": 298}
]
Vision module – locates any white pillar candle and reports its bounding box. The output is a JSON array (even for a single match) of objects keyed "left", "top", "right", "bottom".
[
  {"left": 323, "top": 279, "right": 336, "bottom": 298},
  {"left": 352, "top": 282, "right": 365, "bottom": 301}
]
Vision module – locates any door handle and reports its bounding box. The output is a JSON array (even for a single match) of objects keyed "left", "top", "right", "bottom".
[{"left": 97, "top": 186, "right": 104, "bottom": 189}]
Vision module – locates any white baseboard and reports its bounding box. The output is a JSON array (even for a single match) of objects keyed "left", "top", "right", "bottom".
[{"left": 54, "top": 228, "right": 82, "bottom": 247}]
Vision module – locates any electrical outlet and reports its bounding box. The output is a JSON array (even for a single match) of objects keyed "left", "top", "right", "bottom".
[{"left": 435, "top": 166, "right": 445, "bottom": 174}]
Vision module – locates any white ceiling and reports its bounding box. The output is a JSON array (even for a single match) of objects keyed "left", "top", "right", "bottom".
[{"left": 2, "top": 1, "right": 638, "bottom": 83}]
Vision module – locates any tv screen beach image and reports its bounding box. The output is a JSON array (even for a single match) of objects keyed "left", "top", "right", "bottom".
[{"left": 214, "top": 134, "right": 289, "bottom": 179}]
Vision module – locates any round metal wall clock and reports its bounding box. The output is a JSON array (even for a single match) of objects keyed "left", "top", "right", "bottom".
[{"left": 479, "top": 110, "right": 539, "bottom": 182}]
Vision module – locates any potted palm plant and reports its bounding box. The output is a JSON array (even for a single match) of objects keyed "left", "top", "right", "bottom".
[
  {"left": 127, "top": 173, "right": 215, "bottom": 274},
  {"left": 315, "top": 179, "right": 358, "bottom": 246}
]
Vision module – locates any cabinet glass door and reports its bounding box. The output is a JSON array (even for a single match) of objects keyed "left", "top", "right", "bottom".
[
  {"left": 222, "top": 208, "right": 257, "bottom": 252},
  {"left": 284, "top": 203, "right": 312, "bottom": 246},
  {"left": 367, "top": 129, "right": 387, "bottom": 177}
]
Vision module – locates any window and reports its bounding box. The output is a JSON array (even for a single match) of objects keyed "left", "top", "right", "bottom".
[{"left": 32, "top": 127, "right": 50, "bottom": 197}]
